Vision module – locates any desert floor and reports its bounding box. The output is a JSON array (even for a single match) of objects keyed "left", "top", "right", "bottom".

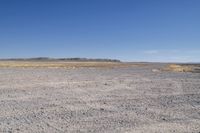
[{"left": 0, "top": 63, "right": 200, "bottom": 133}]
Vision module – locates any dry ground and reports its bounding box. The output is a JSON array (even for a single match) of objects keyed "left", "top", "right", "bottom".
[
  {"left": 0, "top": 61, "right": 144, "bottom": 68},
  {"left": 0, "top": 61, "right": 200, "bottom": 133}
]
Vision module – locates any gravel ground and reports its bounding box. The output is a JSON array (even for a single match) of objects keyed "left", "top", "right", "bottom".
[{"left": 0, "top": 64, "right": 200, "bottom": 133}]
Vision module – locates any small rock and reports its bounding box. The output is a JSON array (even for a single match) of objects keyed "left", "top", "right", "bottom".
[
  {"left": 100, "top": 108, "right": 104, "bottom": 111},
  {"left": 152, "top": 69, "right": 160, "bottom": 72}
]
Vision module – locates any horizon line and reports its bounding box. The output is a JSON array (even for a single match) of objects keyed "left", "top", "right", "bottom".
[{"left": 0, "top": 57, "right": 200, "bottom": 64}]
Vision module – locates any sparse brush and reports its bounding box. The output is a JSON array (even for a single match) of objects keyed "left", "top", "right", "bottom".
[
  {"left": 0, "top": 61, "right": 144, "bottom": 69},
  {"left": 163, "top": 64, "right": 193, "bottom": 72}
]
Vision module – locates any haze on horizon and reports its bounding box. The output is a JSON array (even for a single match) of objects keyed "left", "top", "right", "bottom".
[{"left": 0, "top": 0, "right": 200, "bottom": 62}]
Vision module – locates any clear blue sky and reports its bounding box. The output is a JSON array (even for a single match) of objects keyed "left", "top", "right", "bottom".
[{"left": 0, "top": 0, "right": 200, "bottom": 62}]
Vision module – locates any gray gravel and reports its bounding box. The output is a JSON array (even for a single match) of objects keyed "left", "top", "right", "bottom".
[{"left": 0, "top": 65, "right": 200, "bottom": 133}]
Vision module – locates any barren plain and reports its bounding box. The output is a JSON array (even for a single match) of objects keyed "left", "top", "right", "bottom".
[{"left": 0, "top": 61, "right": 200, "bottom": 133}]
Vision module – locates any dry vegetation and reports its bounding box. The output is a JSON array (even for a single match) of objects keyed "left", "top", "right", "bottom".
[
  {"left": 0, "top": 61, "right": 143, "bottom": 69},
  {"left": 163, "top": 64, "right": 193, "bottom": 72}
]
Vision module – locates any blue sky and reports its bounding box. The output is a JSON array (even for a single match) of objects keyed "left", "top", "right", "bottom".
[{"left": 0, "top": 0, "right": 200, "bottom": 62}]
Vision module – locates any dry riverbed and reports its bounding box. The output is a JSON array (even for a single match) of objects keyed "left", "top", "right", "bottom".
[{"left": 0, "top": 62, "right": 200, "bottom": 133}]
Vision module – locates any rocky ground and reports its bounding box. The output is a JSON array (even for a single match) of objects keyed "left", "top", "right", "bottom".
[{"left": 0, "top": 64, "right": 200, "bottom": 133}]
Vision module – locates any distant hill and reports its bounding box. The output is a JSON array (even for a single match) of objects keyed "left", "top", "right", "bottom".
[{"left": 0, "top": 57, "right": 121, "bottom": 62}]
